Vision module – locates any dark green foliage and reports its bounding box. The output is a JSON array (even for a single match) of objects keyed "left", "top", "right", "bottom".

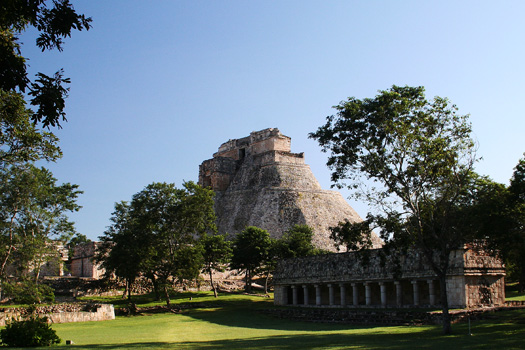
[
  {"left": 97, "top": 182, "right": 216, "bottom": 305},
  {"left": 1, "top": 0, "right": 92, "bottom": 128},
  {"left": 231, "top": 227, "right": 272, "bottom": 293},
  {"left": 329, "top": 219, "right": 374, "bottom": 252},
  {"left": 0, "top": 0, "right": 87, "bottom": 305},
  {"left": 28, "top": 70, "right": 70, "bottom": 128},
  {"left": 3, "top": 279, "right": 55, "bottom": 304},
  {"left": 476, "top": 155, "right": 525, "bottom": 290},
  {"left": 199, "top": 234, "right": 232, "bottom": 297},
  {"left": 277, "top": 225, "right": 320, "bottom": 258},
  {"left": 0, "top": 164, "right": 81, "bottom": 282},
  {"left": 0, "top": 315, "right": 61, "bottom": 347},
  {"left": 310, "top": 85, "right": 479, "bottom": 334}
]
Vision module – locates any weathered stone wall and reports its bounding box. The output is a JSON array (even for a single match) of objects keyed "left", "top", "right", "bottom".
[
  {"left": 0, "top": 304, "right": 115, "bottom": 326},
  {"left": 199, "top": 128, "right": 382, "bottom": 251},
  {"left": 70, "top": 242, "right": 105, "bottom": 278},
  {"left": 274, "top": 246, "right": 506, "bottom": 308}
]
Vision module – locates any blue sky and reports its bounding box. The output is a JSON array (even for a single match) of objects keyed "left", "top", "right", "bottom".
[{"left": 21, "top": 1, "right": 525, "bottom": 241}]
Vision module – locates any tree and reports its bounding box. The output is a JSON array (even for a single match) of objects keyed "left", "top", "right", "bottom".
[
  {"left": 506, "top": 155, "right": 525, "bottom": 289},
  {"left": 277, "top": 225, "right": 319, "bottom": 258},
  {"left": 98, "top": 181, "right": 216, "bottom": 306},
  {"left": 199, "top": 233, "right": 232, "bottom": 298},
  {"left": 476, "top": 155, "right": 525, "bottom": 291},
  {"left": 231, "top": 226, "right": 272, "bottom": 293},
  {"left": 0, "top": 1, "right": 89, "bottom": 301},
  {"left": 96, "top": 201, "right": 142, "bottom": 301},
  {"left": 0, "top": 164, "right": 81, "bottom": 300},
  {"left": 310, "top": 85, "right": 479, "bottom": 334}
]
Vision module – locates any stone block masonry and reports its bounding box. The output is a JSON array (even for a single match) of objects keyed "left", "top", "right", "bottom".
[
  {"left": 198, "top": 128, "right": 382, "bottom": 251},
  {"left": 0, "top": 303, "right": 115, "bottom": 326},
  {"left": 274, "top": 245, "right": 505, "bottom": 309}
]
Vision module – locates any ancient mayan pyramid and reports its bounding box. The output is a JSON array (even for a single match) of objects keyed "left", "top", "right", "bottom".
[{"left": 198, "top": 128, "right": 382, "bottom": 251}]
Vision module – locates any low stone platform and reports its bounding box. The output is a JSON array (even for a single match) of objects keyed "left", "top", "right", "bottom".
[
  {"left": 262, "top": 304, "right": 525, "bottom": 326},
  {"left": 0, "top": 303, "right": 115, "bottom": 326}
]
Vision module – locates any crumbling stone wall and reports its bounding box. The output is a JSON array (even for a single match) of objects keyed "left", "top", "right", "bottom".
[
  {"left": 70, "top": 242, "right": 105, "bottom": 278},
  {"left": 199, "top": 128, "right": 382, "bottom": 251},
  {"left": 274, "top": 246, "right": 506, "bottom": 309},
  {"left": 0, "top": 304, "right": 115, "bottom": 326}
]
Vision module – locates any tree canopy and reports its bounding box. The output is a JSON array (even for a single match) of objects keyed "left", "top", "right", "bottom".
[
  {"left": 199, "top": 233, "right": 232, "bottom": 298},
  {"left": 310, "top": 85, "right": 480, "bottom": 334},
  {"left": 0, "top": 0, "right": 89, "bottom": 301},
  {"left": 98, "top": 181, "right": 216, "bottom": 305},
  {"left": 231, "top": 226, "right": 273, "bottom": 293}
]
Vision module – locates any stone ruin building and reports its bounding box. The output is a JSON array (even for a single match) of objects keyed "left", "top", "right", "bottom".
[
  {"left": 273, "top": 244, "right": 506, "bottom": 309},
  {"left": 69, "top": 242, "right": 105, "bottom": 279},
  {"left": 198, "top": 128, "right": 382, "bottom": 251}
]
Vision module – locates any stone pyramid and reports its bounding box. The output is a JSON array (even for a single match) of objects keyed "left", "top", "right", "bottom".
[{"left": 198, "top": 128, "right": 382, "bottom": 251}]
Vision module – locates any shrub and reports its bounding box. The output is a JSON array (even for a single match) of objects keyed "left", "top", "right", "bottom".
[
  {"left": 0, "top": 315, "right": 61, "bottom": 347},
  {"left": 3, "top": 280, "right": 55, "bottom": 304}
]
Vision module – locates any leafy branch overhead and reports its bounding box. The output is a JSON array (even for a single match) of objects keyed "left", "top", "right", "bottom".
[
  {"left": 0, "top": 1, "right": 89, "bottom": 303},
  {"left": 1, "top": 0, "right": 92, "bottom": 128}
]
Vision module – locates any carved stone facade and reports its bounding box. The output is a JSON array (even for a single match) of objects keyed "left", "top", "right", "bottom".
[
  {"left": 70, "top": 242, "right": 105, "bottom": 279},
  {"left": 273, "top": 245, "right": 505, "bottom": 309},
  {"left": 198, "top": 128, "right": 382, "bottom": 251}
]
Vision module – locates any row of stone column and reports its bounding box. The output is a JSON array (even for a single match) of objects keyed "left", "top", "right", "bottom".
[{"left": 289, "top": 279, "right": 437, "bottom": 307}]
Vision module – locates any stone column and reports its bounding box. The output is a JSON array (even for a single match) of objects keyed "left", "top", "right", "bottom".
[
  {"left": 328, "top": 284, "right": 335, "bottom": 306},
  {"left": 412, "top": 280, "right": 419, "bottom": 306},
  {"left": 278, "top": 285, "right": 288, "bottom": 305},
  {"left": 303, "top": 285, "right": 309, "bottom": 306},
  {"left": 315, "top": 284, "right": 322, "bottom": 306},
  {"left": 352, "top": 283, "right": 359, "bottom": 306},
  {"left": 379, "top": 282, "right": 387, "bottom": 307},
  {"left": 427, "top": 280, "right": 435, "bottom": 306},
  {"left": 292, "top": 285, "right": 298, "bottom": 306},
  {"left": 340, "top": 284, "right": 347, "bottom": 307},
  {"left": 365, "top": 282, "right": 372, "bottom": 306},
  {"left": 395, "top": 281, "right": 402, "bottom": 306}
]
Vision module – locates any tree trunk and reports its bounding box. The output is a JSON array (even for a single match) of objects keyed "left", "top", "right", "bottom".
[
  {"left": 439, "top": 274, "right": 452, "bottom": 335},
  {"left": 264, "top": 271, "right": 269, "bottom": 294},
  {"left": 127, "top": 279, "right": 132, "bottom": 301},
  {"left": 149, "top": 275, "right": 160, "bottom": 301},
  {"left": 209, "top": 270, "right": 217, "bottom": 298},
  {"left": 164, "top": 285, "right": 171, "bottom": 307},
  {"left": 245, "top": 269, "right": 251, "bottom": 293}
]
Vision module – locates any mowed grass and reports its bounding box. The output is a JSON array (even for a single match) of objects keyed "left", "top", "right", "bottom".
[{"left": 39, "top": 292, "right": 525, "bottom": 350}]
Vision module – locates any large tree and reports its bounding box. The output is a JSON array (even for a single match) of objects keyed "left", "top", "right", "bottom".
[
  {"left": 231, "top": 226, "right": 273, "bottom": 293},
  {"left": 474, "top": 156, "right": 525, "bottom": 291},
  {"left": 98, "top": 182, "right": 216, "bottom": 306},
  {"left": 310, "top": 85, "right": 480, "bottom": 334},
  {"left": 507, "top": 156, "right": 525, "bottom": 288},
  {"left": 199, "top": 233, "right": 232, "bottom": 298},
  {"left": 0, "top": 164, "right": 81, "bottom": 299},
  {"left": 0, "top": 1, "right": 89, "bottom": 301}
]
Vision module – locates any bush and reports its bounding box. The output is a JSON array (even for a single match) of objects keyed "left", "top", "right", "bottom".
[
  {"left": 3, "top": 280, "right": 55, "bottom": 304},
  {"left": 0, "top": 315, "right": 61, "bottom": 347}
]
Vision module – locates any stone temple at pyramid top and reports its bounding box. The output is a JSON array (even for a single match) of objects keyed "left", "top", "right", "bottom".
[{"left": 198, "top": 128, "right": 382, "bottom": 251}]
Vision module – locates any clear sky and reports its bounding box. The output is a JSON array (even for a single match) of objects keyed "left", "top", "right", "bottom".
[{"left": 20, "top": 1, "right": 525, "bottom": 241}]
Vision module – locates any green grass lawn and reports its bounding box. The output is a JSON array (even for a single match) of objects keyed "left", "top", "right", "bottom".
[
  {"left": 35, "top": 291, "right": 523, "bottom": 350},
  {"left": 505, "top": 282, "right": 525, "bottom": 301}
]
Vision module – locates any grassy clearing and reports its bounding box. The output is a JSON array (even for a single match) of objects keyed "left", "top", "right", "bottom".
[
  {"left": 41, "top": 291, "right": 525, "bottom": 349},
  {"left": 505, "top": 283, "right": 525, "bottom": 301}
]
